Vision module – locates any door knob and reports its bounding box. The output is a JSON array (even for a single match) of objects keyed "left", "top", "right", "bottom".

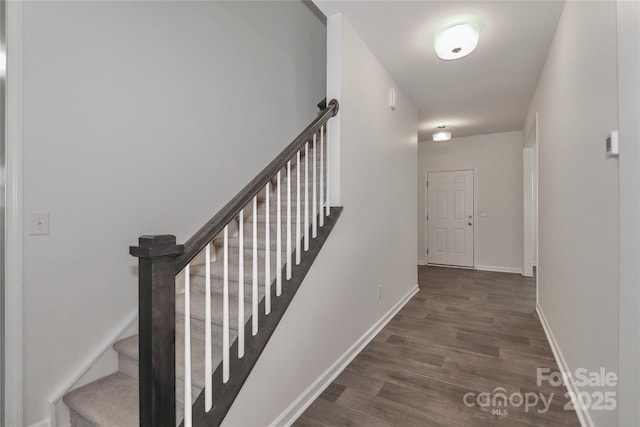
[{"left": 468, "top": 222, "right": 473, "bottom": 226}]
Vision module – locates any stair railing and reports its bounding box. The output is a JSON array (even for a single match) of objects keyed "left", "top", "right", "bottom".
[{"left": 130, "top": 99, "right": 340, "bottom": 427}]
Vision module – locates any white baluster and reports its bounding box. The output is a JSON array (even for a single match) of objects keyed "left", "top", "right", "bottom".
[
  {"left": 276, "top": 171, "right": 282, "bottom": 296},
  {"left": 312, "top": 133, "right": 317, "bottom": 238},
  {"left": 204, "top": 244, "right": 212, "bottom": 410},
  {"left": 238, "top": 209, "right": 244, "bottom": 358},
  {"left": 320, "top": 126, "right": 325, "bottom": 227},
  {"left": 265, "top": 182, "right": 271, "bottom": 314},
  {"left": 296, "top": 151, "right": 301, "bottom": 265},
  {"left": 325, "top": 124, "right": 330, "bottom": 217},
  {"left": 252, "top": 196, "right": 258, "bottom": 336},
  {"left": 184, "top": 264, "right": 192, "bottom": 426},
  {"left": 286, "top": 160, "right": 292, "bottom": 280},
  {"left": 223, "top": 225, "right": 229, "bottom": 383},
  {"left": 304, "top": 142, "right": 309, "bottom": 251}
]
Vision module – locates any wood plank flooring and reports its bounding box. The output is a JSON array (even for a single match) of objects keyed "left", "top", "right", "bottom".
[{"left": 294, "top": 266, "right": 580, "bottom": 426}]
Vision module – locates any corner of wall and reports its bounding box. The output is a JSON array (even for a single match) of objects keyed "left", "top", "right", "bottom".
[{"left": 5, "top": 0, "right": 25, "bottom": 425}]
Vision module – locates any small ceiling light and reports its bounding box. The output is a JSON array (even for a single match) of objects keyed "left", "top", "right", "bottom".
[
  {"left": 432, "top": 126, "right": 452, "bottom": 142},
  {"left": 435, "top": 23, "right": 479, "bottom": 60}
]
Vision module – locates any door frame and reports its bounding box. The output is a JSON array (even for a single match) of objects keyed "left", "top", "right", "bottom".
[
  {"left": 424, "top": 168, "right": 476, "bottom": 268},
  {"left": 4, "top": 1, "right": 23, "bottom": 425},
  {"left": 523, "top": 114, "right": 539, "bottom": 307},
  {"left": 523, "top": 114, "right": 539, "bottom": 282}
]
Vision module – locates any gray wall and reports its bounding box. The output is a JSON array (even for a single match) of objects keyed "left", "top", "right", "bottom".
[
  {"left": 21, "top": 1, "right": 326, "bottom": 424},
  {"left": 525, "top": 2, "right": 619, "bottom": 425},
  {"left": 616, "top": 0, "right": 640, "bottom": 424}
]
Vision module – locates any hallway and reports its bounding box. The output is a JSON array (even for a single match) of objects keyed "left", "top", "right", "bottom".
[{"left": 295, "top": 266, "right": 580, "bottom": 426}]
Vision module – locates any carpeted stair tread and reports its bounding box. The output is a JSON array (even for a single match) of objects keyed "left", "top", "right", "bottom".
[
  {"left": 190, "top": 251, "right": 279, "bottom": 283},
  {"left": 175, "top": 290, "right": 252, "bottom": 329},
  {"left": 63, "top": 373, "right": 139, "bottom": 427},
  {"left": 114, "top": 334, "right": 221, "bottom": 393},
  {"left": 64, "top": 372, "right": 185, "bottom": 426},
  {"left": 188, "top": 273, "right": 267, "bottom": 302},
  {"left": 214, "top": 220, "right": 318, "bottom": 252}
]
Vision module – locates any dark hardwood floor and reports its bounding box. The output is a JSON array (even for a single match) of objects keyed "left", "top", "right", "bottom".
[{"left": 294, "top": 266, "right": 580, "bottom": 426}]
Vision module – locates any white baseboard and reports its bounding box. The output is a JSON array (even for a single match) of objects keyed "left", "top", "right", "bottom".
[
  {"left": 475, "top": 265, "right": 523, "bottom": 275},
  {"left": 426, "top": 263, "right": 473, "bottom": 270},
  {"left": 270, "top": 284, "right": 420, "bottom": 427},
  {"left": 29, "top": 419, "right": 51, "bottom": 427},
  {"left": 47, "top": 311, "right": 137, "bottom": 427},
  {"left": 422, "top": 263, "right": 523, "bottom": 275},
  {"left": 536, "top": 304, "right": 593, "bottom": 427},
  {"left": 417, "top": 259, "right": 427, "bottom": 266}
]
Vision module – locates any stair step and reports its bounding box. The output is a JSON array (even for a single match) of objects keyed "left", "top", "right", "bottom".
[
  {"left": 176, "top": 290, "right": 252, "bottom": 332},
  {"left": 188, "top": 272, "right": 267, "bottom": 301},
  {"left": 190, "top": 252, "right": 280, "bottom": 284},
  {"left": 213, "top": 217, "right": 322, "bottom": 252},
  {"left": 114, "top": 333, "right": 222, "bottom": 406},
  {"left": 63, "top": 372, "right": 185, "bottom": 427},
  {"left": 262, "top": 209, "right": 328, "bottom": 220}
]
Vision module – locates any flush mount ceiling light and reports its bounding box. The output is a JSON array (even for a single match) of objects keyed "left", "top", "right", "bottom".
[
  {"left": 435, "top": 23, "right": 479, "bottom": 60},
  {"left": 432, "top": 126, "right": 452, "bottom": 142}
]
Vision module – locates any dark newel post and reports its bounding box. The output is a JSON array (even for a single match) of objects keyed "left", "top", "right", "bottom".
[{"left": 130, "top": 235, "right": 184, "bottom": 427}]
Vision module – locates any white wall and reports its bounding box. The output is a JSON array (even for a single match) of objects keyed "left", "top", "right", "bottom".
[
  {"left": 21, "top": 1, "right": 326, "bottom": 424},
  {"left": 223, "top": 13, "right": 418, "bottom": 426},
  {"left": 418, "top": 131, "right": 524, "bottom": 273},
  {"left": 524, "top": 2, "right": 619, "bottom": 425}
]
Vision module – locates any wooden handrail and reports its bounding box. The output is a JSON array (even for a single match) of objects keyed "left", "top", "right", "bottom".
[{"left": 175, "top": 99, "right": 339, "bottom": 273}]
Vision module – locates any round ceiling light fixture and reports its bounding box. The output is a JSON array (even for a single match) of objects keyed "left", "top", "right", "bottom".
[
  {"left": 434, "top": 23, "right": 479, "bottom": 60},
  {"left": 432, "top": 126, "right": 452, "bottom": 142}
]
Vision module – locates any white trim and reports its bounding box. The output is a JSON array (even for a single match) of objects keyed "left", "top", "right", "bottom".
[
  {"left": 475, "top": 265, "right": 523, "bottom": 275},
  {"left": 473, "top": 170, "right": 477, "bottom": 268},
  {"left": 269, "top": 284, "right": 419, "bottom": 427},
  {"left": 426, "top": 263, "right": 473, "bottom": 270},
  {"left": 523, "top": 146, "right": 534, "bottom": 277},
  {"left": 536, "top": 304, "right": 593, "bottom": 427},
  {"left": 424, "top": 169, "right": 428, "bottom": 262},
  {"left": 47, "top": 312, "right": 137, "bottom": 427},
  {"left": 523, "top": 113, "right": 538, "bottom": 279},
  {"left": 424, "top": 263, "right": 522, "bottom": 275},
  {"left": 5, "top": 2, "right": 24, "bottom": 426},
  {"left": 29, "top": 418, "right": 51, "bottom": 427},
  {"left": 417, "top": 259, "right": 427, "bottom": 266}
]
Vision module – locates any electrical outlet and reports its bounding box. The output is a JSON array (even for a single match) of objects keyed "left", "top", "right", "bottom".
[
  {"left": 30, "top": 212, "right": 49, "bottom": 235},
  {"left": 377, "top": 284, "right": 383, "bottom": 299}
]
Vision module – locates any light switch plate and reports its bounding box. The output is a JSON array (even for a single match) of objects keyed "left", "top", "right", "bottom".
[{"left": 30, "top": 212, "right": 49, "bottom": 235}]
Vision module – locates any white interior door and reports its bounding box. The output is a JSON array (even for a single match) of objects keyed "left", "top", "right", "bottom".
[{"left": 427, "top": 170, "right": 474, "bottom": 267}]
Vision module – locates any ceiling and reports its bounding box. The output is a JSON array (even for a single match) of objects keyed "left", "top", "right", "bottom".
[{"left": 315, "top": 1, "right": 564, "bottom": 141}]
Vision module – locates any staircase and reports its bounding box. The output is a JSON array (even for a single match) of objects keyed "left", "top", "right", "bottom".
[{"left": 63, "top": 100, "right": 340, "bottom": 426}]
